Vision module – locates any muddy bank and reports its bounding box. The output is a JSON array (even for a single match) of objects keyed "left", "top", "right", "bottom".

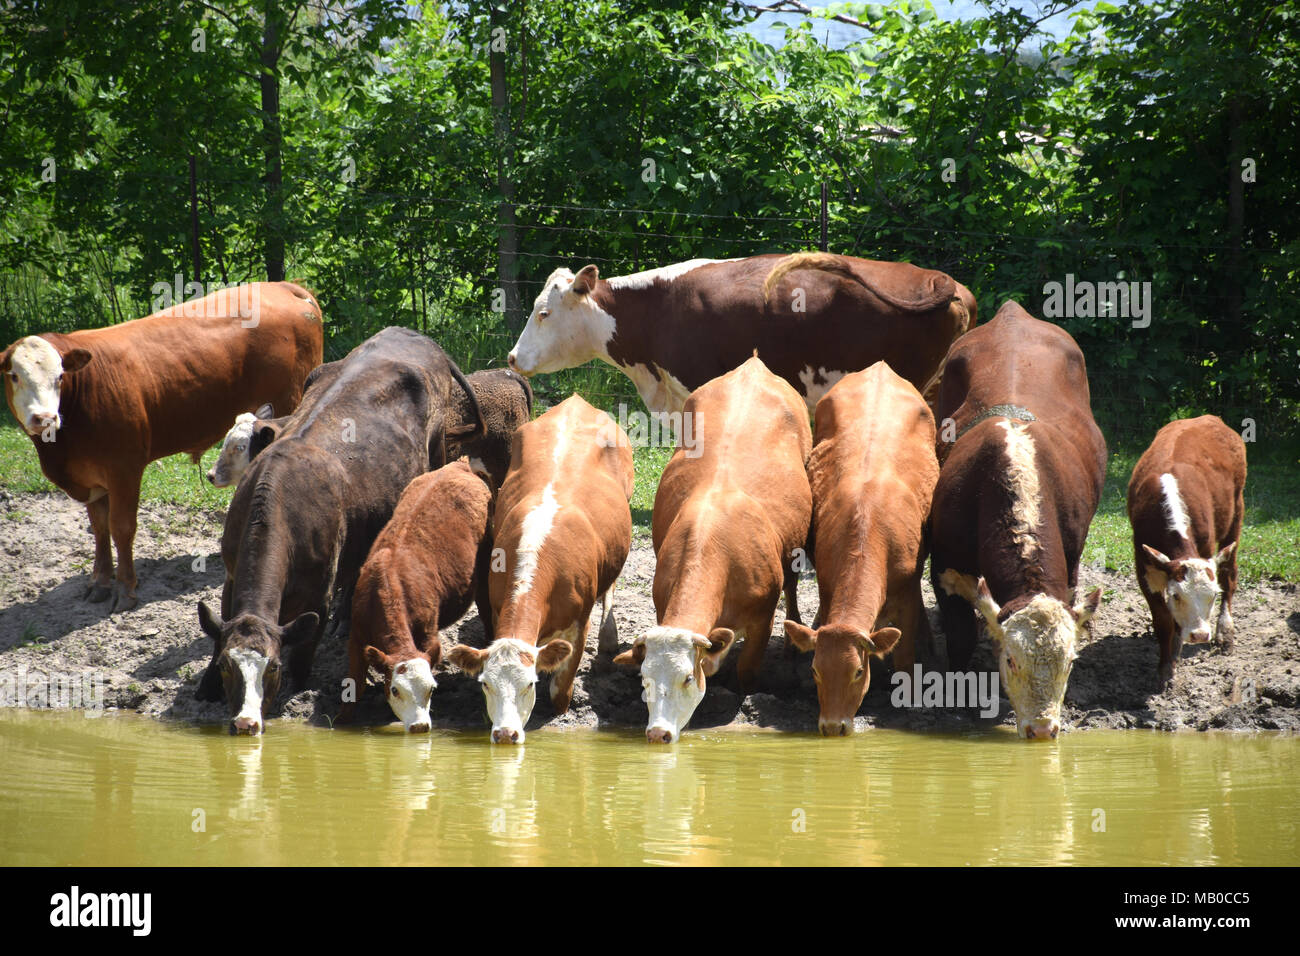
[{"left": 1, "top": 491, "right": 1298, "bottom": 735}]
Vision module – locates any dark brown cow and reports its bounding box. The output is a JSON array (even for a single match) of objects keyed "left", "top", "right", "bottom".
[
  {"left": 195, "top": 327, "right": 483, "bottom": 735},
  {"left": 339, "top": 459, "right": 496, "bottom": 731},
  {"left": 445, "top": 368, "right": 533, "bottom": 488},
  {"left": 2, "top": 281, "right": 323, "bottom": 608},
  {"left": 929, "top": 300, "right": 1105, "bottom": 740},
  {"left": 507, "top": 252, "right": 976, "bottom": 414},
  {"left": 783, "top": 362, "right": 938, "bottom": 736},
  {"left": 613, "top": 356, "right": 812, "bottom": 743},
  {"left": 1127, "top": 415, "right": 1245, "bottom": 686},
  {"left": 448, "top": 395, "right": 634, "bottom": 744}
]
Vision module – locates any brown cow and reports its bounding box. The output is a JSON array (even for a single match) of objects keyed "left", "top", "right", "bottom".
[
  {"left": 783, "top": 362, "right": 939, "bottom": 736},
  {"left": 1127, "top": 415, "right": 1245, "bottom": 687},
  {"left": 339, "top": 459, "right": 496, "bottom": 731},
  {"left": 507, "top": 252, "right": 976, "bottom": 414},
  {"left": 929, "top": 300, "right": 1105, "bottom": 740},
  {"left": 1, "top": 281, "right": 323, "bottom": 609},
  {"left": 447, "top": 395, "right": 633, "bottom": 744},
  {"left": 445, "top": 368, "right": 534, "bottom": 488},
  {"left": 614, "top": 356, "right": 812, "bottom": 743}
]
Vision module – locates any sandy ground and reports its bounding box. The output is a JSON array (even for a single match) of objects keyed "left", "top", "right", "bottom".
[{"left": 1, "top": 490, "right": 1298, "bottom": 735}]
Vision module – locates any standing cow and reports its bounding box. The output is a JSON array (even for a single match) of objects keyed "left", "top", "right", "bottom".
[
  {"left": 930, "top": 301, "right": 1105, "bottom": 741},
  {"left": 614, "top": 356, "right": 812, "bottom": 743},
  {"left": 339, "top": 459, "right": 496, "bottom": 732},
  {"left": 2, "top": 282, "right": 323, "bottom": 608},
  {"left": 196, "top": 327, "right": 483, "bottom": 735},
  {"left": 507, "top": 252, "right": 976, "bottom": 414},
  {"left": 1127, "top": 416, "right": 1245, "bottom": 687},
  {"left": 448, "top": 395, "right": 633, "bottom": 744},
  {"left": 783, "top": 362, "right": 939, "bottom": 736}
]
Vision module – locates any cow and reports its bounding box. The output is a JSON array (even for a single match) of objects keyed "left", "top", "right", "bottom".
[
  {"left": 929, "top": 300, "right": 1105, "bottom": 741},
  {"left": 195, "top": 327, "right": 483, "bottom": 735},
  {"left": 1, "top": 281, "right": 323, "bottom": 609},
  {"left": 613, "top": 356, "right": 812, "bottom": 743},
  {"left": 1127, "top": 415, "right": 1245, "bottom": 687},
  {"left": 338, "top": 459, "right": 496, "bottom": 732},
  {"left": 447, "top": 395, "right": 633, "bottom": 744},
  {"left": 782, "top": 362, "right": 939, "bottom": 736},
  {"left": 445, "top": 368, "right": 533, "bottom": 488},
  {"left": 506, "top": 252, "right": 976, "bottom": 415}
]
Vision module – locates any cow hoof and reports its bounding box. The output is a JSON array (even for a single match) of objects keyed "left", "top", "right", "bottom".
[
  {"left": 112, "top": 591, "right": 139, "bottom": 613},
  {"left": 86, "top": 583, "right": 113, "bottom": 603}
]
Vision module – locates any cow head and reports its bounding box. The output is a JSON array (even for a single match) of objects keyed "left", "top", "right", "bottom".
[
  {"left": 447, "top": 637, "right": 571, "bottom": 744},
  {"left": 366, "top": 644, "right": 440, "bottom": 733},
  {"left": 207, "top": 404, "right": 274, "bottom": 487},
  {"left": 783, "top": 621, "right": 901, "bottom": 736},
  {"left": 613, "top": 626, "right": 735, "bottom": 744},
  {"left": 507, "top": 265, "right": 614, "bottom": 376},
  {"left": 1142, "top": 543, "right": 1235, "bottom": 645},
  {"left": 2, "top": 336, "right": 92, "bottom": 437},
  {"left": 198, "top": 602, "right": 318, "bottom": 735},
  {"left": 940, "top": 572, "right": 1101, "bottom": 741}
]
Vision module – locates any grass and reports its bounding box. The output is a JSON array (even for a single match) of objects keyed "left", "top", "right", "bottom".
[{"left": 4, "top": 417, "right": 1297, "bottom": 583}]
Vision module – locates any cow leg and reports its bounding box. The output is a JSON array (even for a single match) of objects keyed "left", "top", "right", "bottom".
[
  {"left": 782, "top": 566, "right": 803, "bottom": 627},
  {"left": 736, "top": 613, "right": 775, "bottom": 697},
  {"left": 474, "top": 542, "right": 495, "bottom": 645},
  {"left": 549, "top": 617, "right": 589, "bottom": 714},
  {"left": 106, "top": 473, "right": 143, "bottom": 611},
  {"left": 596, "top": 583, "right": 619, "bottom": 657},
  {"left": 889, "top": 581, "right": 927, "bottom": 675},
  {"left": 1216, "top": 562, "right": 1237, "bottom": 655},
  {"left": 337, "top": 633, "right": 368, "bottom": 724},
  {"left": 935, "top": 583, "right": 978, "bottom": 671},
  {"left": 1148, "top": 594, "right": 1178, "bottom": 689},
  {"left": 288, "top": 613, "right": 326, "bottom": 691},
  {"left": 85, "top": 494, "right": 114, "bottom": 602}
]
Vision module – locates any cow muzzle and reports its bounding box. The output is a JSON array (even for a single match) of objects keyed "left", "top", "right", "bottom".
[
  {"left": 1022, "top": 719, "right": 1059, "bottom": 741},
  {"left": 819, "top": 718, "right": 853, "bottom": 737},
  {"left": 1187, "top": 629, "right": 1212, "bottom": 645},
  {"left": 25, "top": 413, "right": 58, "bottom": 436},
  {"left": 492, "top": 726, "right": 522, "bottom": 744},
  {"left": 647, "top": 726, "right": 675, "bottom": 744},
  {"left": 231, "top": 716, "right": 262, "bottom": 735}
]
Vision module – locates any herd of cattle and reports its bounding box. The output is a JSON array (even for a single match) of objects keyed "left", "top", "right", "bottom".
[{"left": 1, "top": 253, "right": 1246, "bottom": 742}]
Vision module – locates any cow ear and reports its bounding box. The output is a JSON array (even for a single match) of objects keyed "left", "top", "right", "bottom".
[
  {"left": 59, "top": 348, "right": 92, "bottom": 373},
  {"left": 862, "top": 627, "right": 902, "bottom": 657},
  {"left": 699, "top": 628, "right": 735, "bottom": 676},
  {"left": 424, "top": 639, "right": 443, "bottom": 668},
  {"left": 612, "top": 640, "right": 646, "bottom": 669},
  {"left": 571, "top": 264, "right": 599, "bottom": 295},
  {"left": 971, "top": 578, "right": 1005, "bottom": 640},
  {"left": 447, "top": 644, "right": 489, "bottom": 675},
  {"left": 1, "top": 343, "right": 14, "bottom": 372},
  {"left": 1215, "top": 541, "right": 1238, "bottom": 564},
  {"left": 363, "top": 645, "right": 390, "bottom": 671},
  {"left": 255, "top": 402, "right": 274, "bottom": 419},
  {"left": 783, "top": 620, "right": 817, "bottom": 652},
  {"left": 1141, "top": 545, "right": 1173, "bottom": 571},
  {"left": 197, "top": 601, "right": 223, "bottom": 641},
  {"left": 249, "top": 423, "right": 279, "bottom": 459},
  {"left": 281, "top": 612, "right": 319, "bottom": 647},
  {"left": 1074, "top": 587, "right": 1103, "bottom": 626},
  {"left": 536, "top": 640, "right": 572, "bottom": 673}
]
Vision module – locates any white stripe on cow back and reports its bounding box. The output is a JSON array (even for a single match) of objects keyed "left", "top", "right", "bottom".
[
  {"left": 605, "top": 259, "right": 731, "bottom": 291},
  {"left": 513, "top": 484, "right": 560, "bottom": 600},
  {"left": 1000, "top": 420, "right": 1041, "bottom": 562},
  {"left": 1159, "top": 473, "right": 1191, "bottom": 540}
]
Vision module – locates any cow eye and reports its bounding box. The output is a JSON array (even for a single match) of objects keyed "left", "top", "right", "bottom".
[
  {"left": 539, "top": 309, "right": 550, "bottom": 320},
  {"left": 853, "top": 667, "right": 865, "bottom": 681},
  {"left": 391, "top": 685, "right": 400, "bottom": 697},
  {"left": 682, "top": 675, "right": 694, "bottom": 687}
]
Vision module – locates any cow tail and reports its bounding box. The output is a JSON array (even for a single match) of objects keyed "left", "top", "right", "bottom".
[
  {"left": 449, "top": 362, "right": 486, "bottom": 441},
  {"left": 509, "top": 368, "right": 534, "bottom": 412},
  {"left": 761, "top": 251, "right": 957, "bottom": 313}
]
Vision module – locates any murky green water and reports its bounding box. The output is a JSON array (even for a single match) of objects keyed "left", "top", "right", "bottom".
[{"left": 1, "top": 711, "right": 1296, "bottom": 866}]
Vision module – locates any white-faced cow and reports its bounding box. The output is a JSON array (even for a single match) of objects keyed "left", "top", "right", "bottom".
[
  {"left": 929, "top": 301, "right": 1106, "bottom": 741},
  {"left": 1127, "top": 415, "right": 1245, "bottom": 687},
  {"left": 2, "top": 282, "right": 323, "bottom": 608},
  {"left": 783, "top": 362, "right": 939, "bottom": 736},
  {"left": 448, "top": 395, "right": 633, "bottom": 744},
  {"left": 196, "top": 327, "right": 483, "bottom": 735},
  {"left": 614, "top": 356, "right": 812, "bottom": 743},
  {"left": 507, "top": 252, "right": 976, "bottom": 414},
  {"left": 339, "top": 459, "right": 496, "bottom": 732}
]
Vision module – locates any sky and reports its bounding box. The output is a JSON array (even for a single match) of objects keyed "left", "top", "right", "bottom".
[{"left": 742, "top": 0, "right": 1104, "bottom": 47}]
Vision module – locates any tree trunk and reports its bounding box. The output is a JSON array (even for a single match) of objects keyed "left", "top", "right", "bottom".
[
  {"left": 260, "top": 1, "right": 285, "bottom": 283},
  {"left": 489, "top": 4, "right": 520, "bottom": 329},
  {"left": 1225, "top": 96, "right": 1245, "bottom": 330}
]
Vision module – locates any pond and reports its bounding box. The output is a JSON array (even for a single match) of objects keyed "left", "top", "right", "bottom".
[{"left": 1, "top": 711, "right": 1295, "bottom": 865}]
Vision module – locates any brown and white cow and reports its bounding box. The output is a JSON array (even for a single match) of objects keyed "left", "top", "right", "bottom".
[
  {"left": 448, "top": 395, "right": 633, "bottom": 744},
  {"left": 507, "top": 252, "right": 976, "bottom": 414},
  {"left": 339, "top": 459, "right": 496, "bottom": 732},
  {"left": 196, "top": 327, "right": 483, "bottom": 735},
  {"left": 929, "top": 300, "right": 1106, "bottom": 741},
  {"left": 614, "top": 356, "right": 812, "bottom": 743},
  {"left": 783, "top": 362, "right": 939, "bottom": 736},
  {"left": 2, "top": 282, "right": 323, "bottom": 608},
  {"left": 1127, "top": 415, "right": 1245, "bottom": 687}
]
